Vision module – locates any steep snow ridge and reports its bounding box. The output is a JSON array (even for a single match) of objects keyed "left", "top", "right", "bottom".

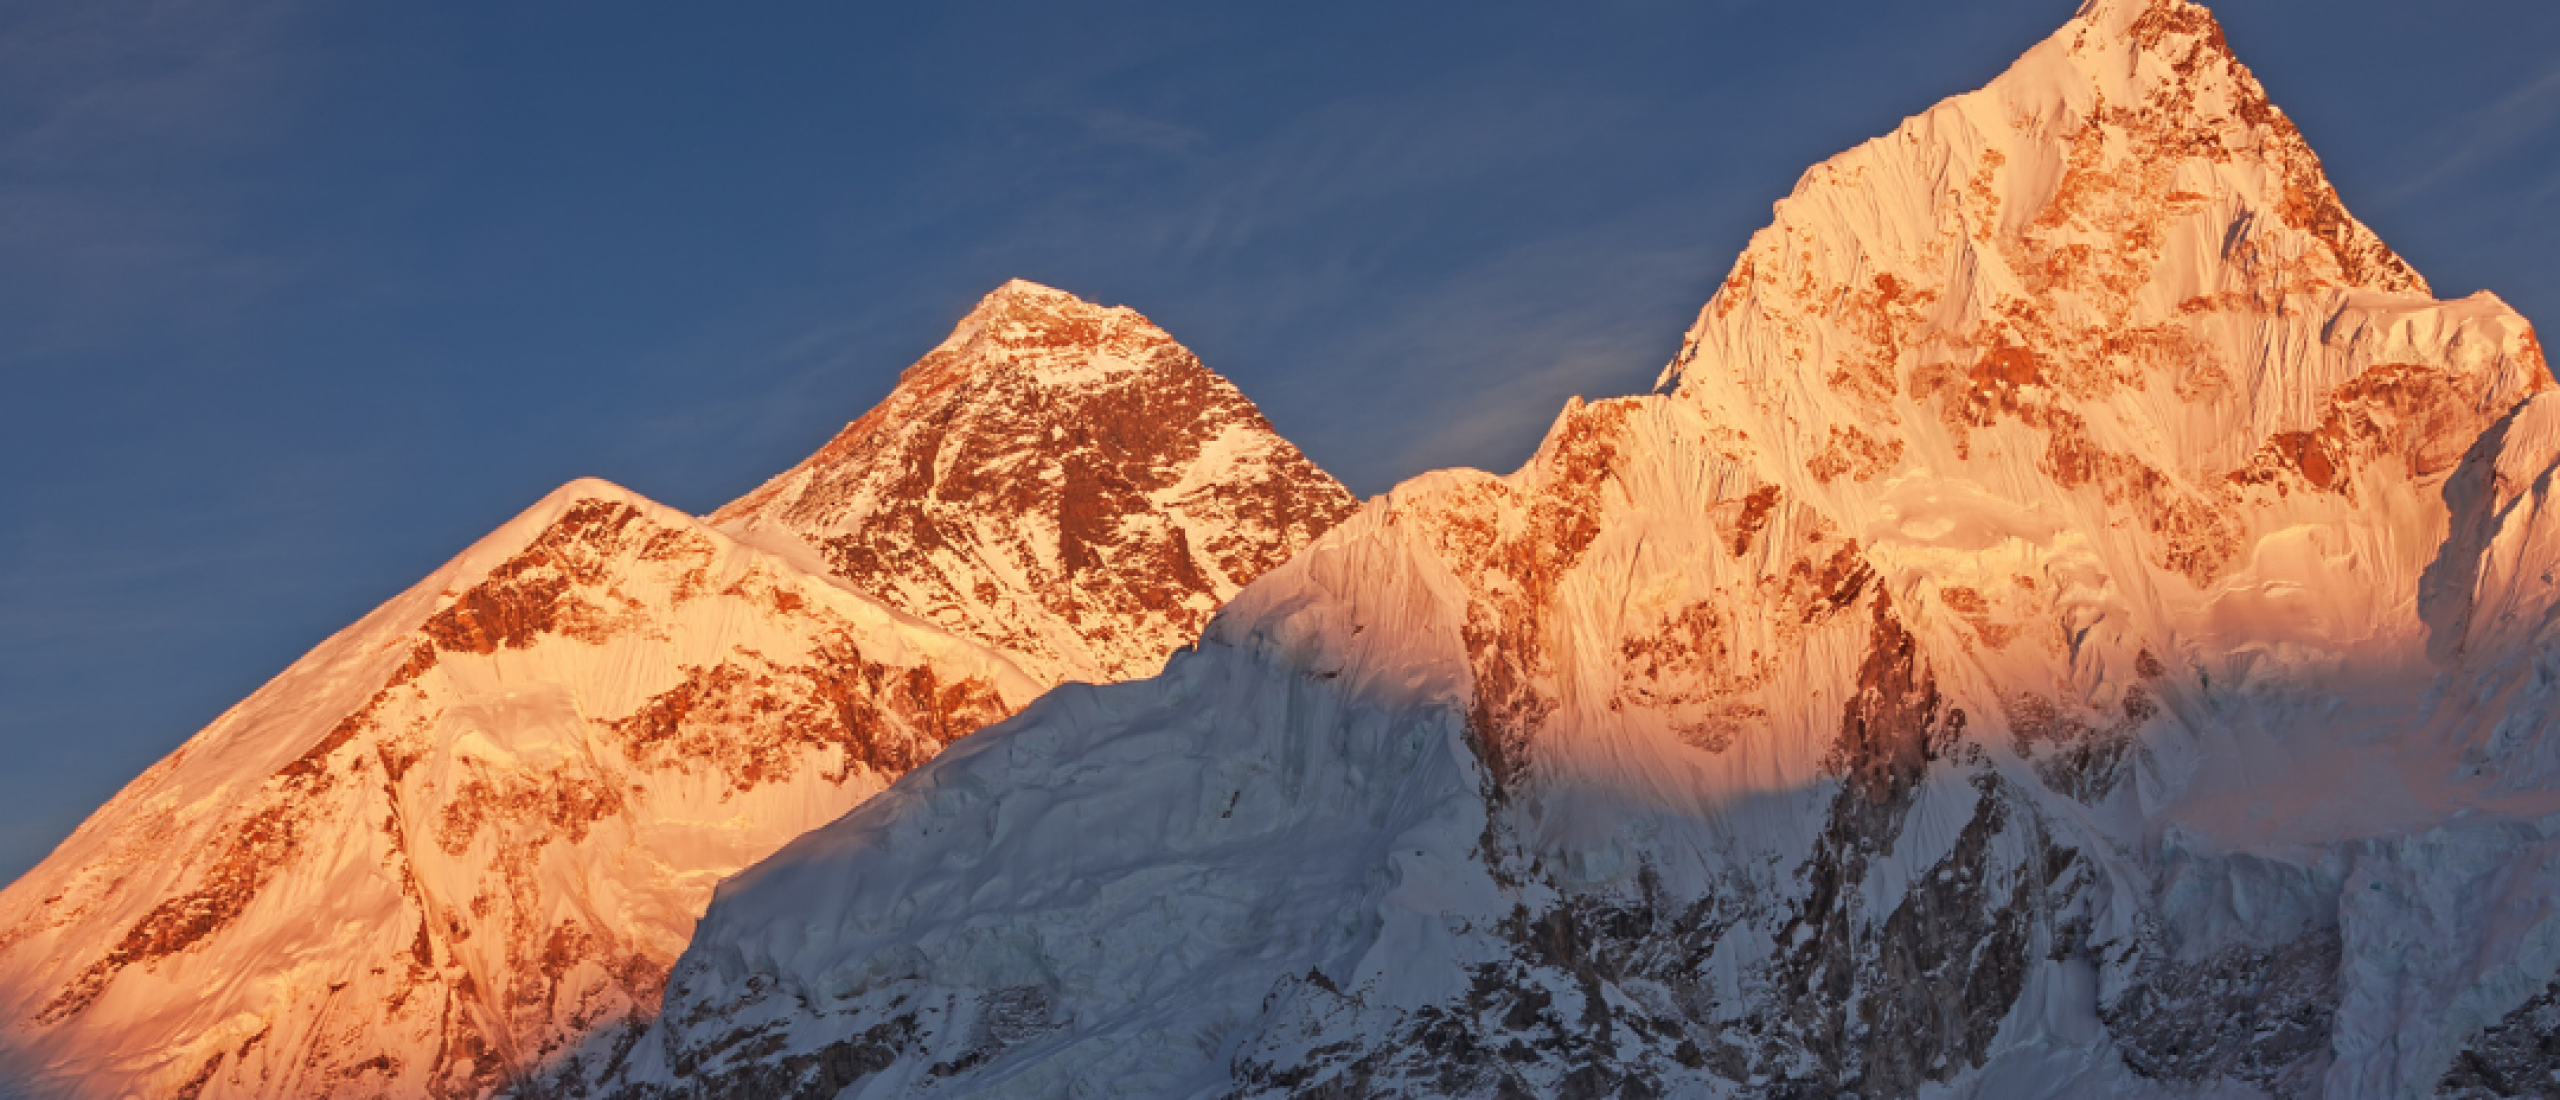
[
  {"left": 611, "top": 2, "right": 2560, "bottom": 1097},
  {"left": 0, "top": 479, "right": 1038, "bottom": 1100},
  {"left": 712, "top": 279, "right": 1358, "bottom": 686}
]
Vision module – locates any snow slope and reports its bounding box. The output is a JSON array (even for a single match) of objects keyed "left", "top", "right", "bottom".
[
  {"left": 0, "top": 285, "right": 1352, "bottom": 1100},
  {"left": 600, "top": 2, "right": 2560, "bottom": 1097}
]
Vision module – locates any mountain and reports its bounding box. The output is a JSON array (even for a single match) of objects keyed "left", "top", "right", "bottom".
[
  {"left": 592, "top": 3, "right": 2560, "bottom": 1098},
  {"left": 0, "top": 483, "right": 1031, "bottom": 1100},
  {"left": 0, "top": 285, "right": 1353, "bottom": 1100},
  {"left": 713, "top": 279, "right": 1356, "bottom": 686}
]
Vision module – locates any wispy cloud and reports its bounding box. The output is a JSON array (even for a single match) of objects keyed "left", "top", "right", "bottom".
[
  {"left": 2378, "top": 60, "right": 2560, "bottom": 211},
  {"left": 1274, "top": 210, "right": 1726, "bottom": 490},
  {"left": 835, "top": 74, "right": 1737, "bottom": 492},
  {"left": 0, "top": 0, "right": 309, "bottom": 359},
  {"left": 0, "top": 0, "right": 291, "bottom": 148},
  {"left": 1056, "top": 104, "right": 1206, "bottom": 158}
]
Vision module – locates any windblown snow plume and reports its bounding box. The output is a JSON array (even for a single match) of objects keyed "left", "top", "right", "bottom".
[
  {"left": 592, "top": 2, "right": 2560, "bottom": 1098},
  {"left": 0, "top": 286, "right": 1352, "bottom": 1100}
]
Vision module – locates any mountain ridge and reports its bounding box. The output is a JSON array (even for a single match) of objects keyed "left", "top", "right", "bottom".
[
  {"left": 589, "top": 2, "right": 2560, "bottom": 1097},
  {"left": 9, "top": 0, "right": 2558, "bottom": 1096},
  {"left": 0, "top": 287, "right": 1350, "bottom": 1100}
]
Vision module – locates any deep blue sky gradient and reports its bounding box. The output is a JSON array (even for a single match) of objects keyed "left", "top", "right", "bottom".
[{"left": 3, "top": 0, "right": 2555, "bottom": 881}]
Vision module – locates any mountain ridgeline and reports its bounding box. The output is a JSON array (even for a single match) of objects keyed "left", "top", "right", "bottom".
[
  {"left": 579, "top": 1, "right": 2560, "bottom": 1098},
  {"left": 7, "top": 1, "right": 2560, "bottom": 1098},
  {"left": 0, "top": 285, "right": 1352, "bottom": 1100}
]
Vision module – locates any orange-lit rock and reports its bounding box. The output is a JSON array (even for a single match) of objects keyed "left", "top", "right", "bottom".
[{"left": 715, "top": 280, "right": 1357, "bottom": 685}]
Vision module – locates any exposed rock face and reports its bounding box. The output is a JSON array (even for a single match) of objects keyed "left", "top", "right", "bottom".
[
  {"left": 596, "top": 2, "right": 2560, "bottom": 1098},
  {"left": 2441, "top": 973, "right": 2560, "bottom": 1099},
  {"left": 714, "top": 279, "right": 1357, "bottom": 685},
  {"left": 0, "top": 287, "right": 1351, "bottom": 1100}
]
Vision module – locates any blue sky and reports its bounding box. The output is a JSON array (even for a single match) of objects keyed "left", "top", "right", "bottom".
[{"left": 2, "top": 0, "right": 2555, "bottom": 882}]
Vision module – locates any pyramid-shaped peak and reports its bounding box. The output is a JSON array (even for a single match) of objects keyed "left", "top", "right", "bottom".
[
  {"left": 2073, "top": 0, "right": 2220, "bottom": 36},
  {"left": 1652, "top": 0, "right": 2536, "bottom": 594},
  {"left": 712, "top": 282, "right": 1355, "bottom": 684},
  {"left": 1666, "top": 0, "right": 2435, "bottom": 398},
  {"left": 2037, "top": 0, "right": 2417, "bottom": 303},
  {"left": 972, "top": 277, "right": 1109, "bottom": 312},
  {"left": 2052, "top": 0, "right": 2277, "bottom": 103},
  {"left": 929, "top": 278, "right": 1179, "bottom": 374},
  {"left": 2048, "top": 0, "right": 2253, "bottom": 60}
]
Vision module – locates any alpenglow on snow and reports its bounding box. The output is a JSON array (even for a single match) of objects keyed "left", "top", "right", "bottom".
[
  {"left": 6, "top": 0, "right": 2560, "bottom": 1098},
  {"left": 578, "top": 2, "right": 2560, "bottom": 1098},
  {"left": 0, "top": 284, "right": 1353, "bottom": 1100}
]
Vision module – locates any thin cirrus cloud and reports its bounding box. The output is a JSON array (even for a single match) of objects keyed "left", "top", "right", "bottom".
[
  {"left": 0, "top": 0, "right": 358, "bottom": 879},
  {"left": 2380, "top": 61, "right": 2560, "bottom": 212},
  {"left": 0, "top": 0, "right": 292, "bottom": 156},
  {"left": 0, "top": 0, "right": 308, "bottom": 360},
  {"left": 1054, "top": 105, "right": 1208, "bottom": 159},
  {"left": 885, "top": 77, "right": 1732, "bottom": 492}
]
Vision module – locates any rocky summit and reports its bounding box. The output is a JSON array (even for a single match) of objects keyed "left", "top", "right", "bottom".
[{"left": 714, "top": 280, "right": 1357, "bottom": 687}]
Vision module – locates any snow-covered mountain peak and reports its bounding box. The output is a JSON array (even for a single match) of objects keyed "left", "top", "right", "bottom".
[
  {"left": 603, "top": 6, "right": 2560, "bottom": 1098},
  {"left": 927, "top": 277, "right": 1159, "bottom": 375},
  {"left": 1648, "top": 0, "right": 2543, "bottom": 638},
  {"left": 432, "top": 476, "right": 695, "bottom": 586},
  {"left": 713, "top": 280, "right": 1357, "bottom": 684},
  {"left": 0, "top": 279, "right": 1357, "bottom": 1098},
  {"left": 1665, "top": 0, "right": 2447, "bottom": 385}
]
